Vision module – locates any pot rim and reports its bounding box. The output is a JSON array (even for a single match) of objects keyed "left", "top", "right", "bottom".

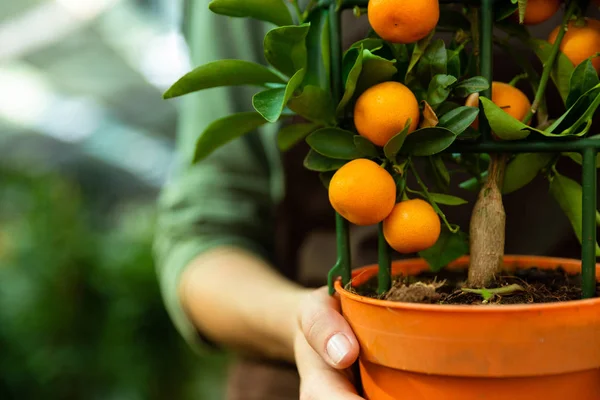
[{"left": 334, "top": 254, "right": 600, "bottom": 312}]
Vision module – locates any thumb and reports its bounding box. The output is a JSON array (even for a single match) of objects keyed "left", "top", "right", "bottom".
[{"left": 298, "top": 287, "right": 360, "bottom": 369}]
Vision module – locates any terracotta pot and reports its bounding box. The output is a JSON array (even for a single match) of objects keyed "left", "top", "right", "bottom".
[{"left": 335, "top": 255, "right": 600, "bottom": 400}]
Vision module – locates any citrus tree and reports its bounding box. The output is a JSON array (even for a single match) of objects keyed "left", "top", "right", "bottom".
[{"left": 164, "top": 0, "right": 600, "bottom": 295}]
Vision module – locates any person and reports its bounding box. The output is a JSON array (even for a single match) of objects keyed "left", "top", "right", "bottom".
[{"left": 154, "top": 1, "right": 586, "bottom": 399}]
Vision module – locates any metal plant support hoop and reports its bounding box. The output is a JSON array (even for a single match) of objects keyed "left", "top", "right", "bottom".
[{"left": 327, "top": 0, "right": 599, "bottom": 299}]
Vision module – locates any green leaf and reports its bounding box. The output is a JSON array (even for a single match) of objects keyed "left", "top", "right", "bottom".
[
  {"left": 252, "top": 69, "right": 305, "bottom": 122},
  {"left": 208, "top": 0, "right": 293, "bottom": 26},
  {"left": 277, "top": 123, "right": 319, "bottom": 151},
  {"left": 549, "top": 172, "right": 600, "bottom": 254},
  {"left": 497, "top": 19, "right": 531, "bottom": 40},
  {"left": 436, "top": 101, "right": 461, "bottom": 115},
  {"left": 163, "top": 60, "right": 285, "bottom": 99},
  {"left": 495, "top": 0, "right": 518, "bottom": 21},
  {"left": 303, "top": 149, "right": 348, "bottom": 171},
  {"left": 566, "top": 59, "right": 600, "bottom": 109},
  {"left": 405, "top": 31, "right": 435, "bottom": 79},
  {"left": 438, "top": 106, "right": 479, "bottom": 135},
  {"left": 429, "top": 155, "right": 450, "bottom": 190},
  {"left": 194, "top": 112, "right": 270, "bottom": 162},
  {"left": 412, "top": 191, "right": 468, "bottom": 205},
  {"left": 305, "top": 9, "right": 330, "bottom": 88},
  {"left": 480, "top": 97, "right": 532, "bottom": 140},
  {"left": 453, "top": 76, "right": 490, "bottom": 98},
  {"left": 528, "top": 38, "right": 575, "bottom": 105},
  {"left": 350, "top": 38, "right": 384, "bottom": 51},
  {"left": 264, "top": 24, "right": 311, "bottom": 77},
  {"left": 319, "top": 171, "right": 336, "bottom": 189},
  {"left": 546, "top": 83, "right": 600, "bottom": 136},
  {"left": 502, "top": 153, "right": 554, "bottom": 194},
  {"left": 427, "top": 74, "right": 458, "bottom": 106},
  {"left": 354, "top": 136, "right": 380, "bottom": 158},
  {"left": 400, "top": 127, "right": 457, "bottom": 156},
  {"left": 564, "top": 151, "right": 600, "bottom": 168},
  {"left": 306, "top": 128, "right": 362, "bottom": 160},
  {"left": 288, "top": 85, "right": 336, "bottom": 125},
  {"left": 416, "top": 39, "right": 447, "bottom": 84},
  {"left": 384, "top": 121, "right": 411, "bottom": 162},
  {"left": 419, "top": 229, "right": 469, "bottom": 272},
  {"left": 336, "top": 47, "right": 364, "bottom": 115},
  {"left": 356, "top": 50, "right": 398, "bottom": 95},
  {"left": 446, "top": 49, "right": 461, "bottom": 79}
]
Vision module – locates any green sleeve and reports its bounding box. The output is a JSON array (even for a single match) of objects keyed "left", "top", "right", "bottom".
[{"left": 153, "top": 1, "right": 284, "bottom": 353}]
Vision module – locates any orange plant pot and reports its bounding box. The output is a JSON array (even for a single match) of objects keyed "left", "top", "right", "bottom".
[{"left": 334, "top": 255, "right": 600, "bottom": 400}]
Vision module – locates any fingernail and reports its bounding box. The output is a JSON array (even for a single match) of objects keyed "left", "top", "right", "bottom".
[{"left": 326, "top": 333, "right": 351, "bottom": 365}]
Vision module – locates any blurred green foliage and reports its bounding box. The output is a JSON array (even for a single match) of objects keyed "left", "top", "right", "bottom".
[{"left": 0, "top": 167, "right": 228, "bottom": 400}]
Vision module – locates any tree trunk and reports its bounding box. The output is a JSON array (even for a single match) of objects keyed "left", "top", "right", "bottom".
[{"left": 468, "top": 153, "right": 508, "bottom": 288}]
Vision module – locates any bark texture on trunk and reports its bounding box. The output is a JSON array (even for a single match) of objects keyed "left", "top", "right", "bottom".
[{"left": 468, "top": 153, "right": 508, "bottom": 288}]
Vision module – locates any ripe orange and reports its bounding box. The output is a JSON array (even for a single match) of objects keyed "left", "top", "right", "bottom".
[
  {"left": 465, "top": 81, "right": 532, "bottom": 128},
  {"left": 367, "top": 0, "right": 439, "bottom": 44},
  {"left": 328, "top": 159, "right": 396, "bottom": 226},
  {"left": 515, "top": 0, "right": 561, "bottom": 25},
  {"left": 354, "top": 81, "right": 420, "bottom": 147},
  {"left": 383, "top": 199, "right": 441, "bottom": 254},
  {"left": 548, "top": 18, "right": 600, "bottom": 72}
]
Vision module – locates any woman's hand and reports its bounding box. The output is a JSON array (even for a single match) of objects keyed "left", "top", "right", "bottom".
[{"left": 294, "top": 287, "right": 364, "bottom": 399}]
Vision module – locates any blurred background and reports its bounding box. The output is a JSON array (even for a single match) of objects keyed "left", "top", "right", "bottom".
[{"left": 0, "top": 0, "right": 229, "bottom": 398}]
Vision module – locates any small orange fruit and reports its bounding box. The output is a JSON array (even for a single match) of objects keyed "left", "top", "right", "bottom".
[
  {"left": 328, "top": 159, "right": 396, "bottom": 226},
  {"left": 465, "top": 81, "right": 532, "bottom": 129},
  {"left": 514, "top": 0, "right": 561, "bottom": 25},
  {"left": 383, "top": 199, "right": 441, "bottom": 254},
  {"left": 367, "top": 0, "right": 439, "bottom": 44},
  {"left": 354, "top": 81, "right": 420, "bottom": 147},
  {"left": 548, "top": 18, "right": 600, "bottom": 72}
]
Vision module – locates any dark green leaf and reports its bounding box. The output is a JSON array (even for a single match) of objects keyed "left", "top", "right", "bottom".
[
  {"left": 435, "top": 101, "right": 461, "bottom": 115},
  {"left": 319, "top": 171, "right": 336, "bottom": 189},
  {"left": 438, "top": 106, "right": 479, "bottom": 135},
  {"left": 354, "top": 136, "right": 380, "bottom": 158},
  {"left": 405, "top": 31, "right": 434, "bottom": 79},
  {"left": 502, "top": 153, "right": 554, "bottom": 194},
  {"left": 437, "top": 10, "right": 470, "bottom": 31},
  {"left": 163, "top": 60, "right": 285, "bottom": 99},
  {"left": 416, "top": 39, "right": 447, "bottom": 84},
  {"left": 566, "top": 59, "right": 600, "bottom": 109},
  {"left": 446, "top": 49, "right": 461, "bottom": 79},
  {"left": 429, "top": 155, "right": 450, "bottom": 189},
  {"left": 356, "top": 50, "right": 398, "bottom": 95},
  {"left": 546, "top": 83, "right": 600, "bottom": 136},
  {"left": 419, "top": 229, "right": 469, "bottom": 272},
  {"left": 288, "top": 85, "right": 336, "bottom": 125},
  {"left": 306, "top": 128, "right": 362, "bottom": 159},
  {"left": 337, "top": 47, "right": 364, "bottom": 115},
  {"left": 194, "top": 112, "right": 270, "bottom": 162},
  {"left": 264, "top": 24, "right": 311, "bottom": 77},
  {"left": 412, "top": 191, "right": 468, "bottom": 205},
  {"left": 480, "top": 97, "right": 532, "bottom": 140},
  {"left": 549, "top": 172, "right": 600, "bottom": 254},
  {"left": 528, "top": 38, "right": 575, "bottom": 105},
  {"left": 453, "top": 76, "right": 490, "bottom": 98},
  {"left": 400, "top": 127, "right": 457, "bottom": 156},
  {"left": 495, "top": 0, "right": 518, "bottom": 21},
  {"left": 427, "top": 74, "right": 457, "bottom": 106},
  {"left": 305, "top": 10, "right": 330, "bottom": 87},
  {"left": 497, "top": 19, "right": 531, "bottom": 40},
  {"left": 383, "top": 121, "right": 411, "bottom": 162},
  {"left": 350, "top": 38, "right": 384, "bottom": 51},
  {"left": 252, "top": 69, "right": 305, "bottom": 122},
  {"left": 303, "top": 149, "right": 348, "bottom": 171},
  {"left": 277, "top": 123, "right": 319, "bottom": 151},
  {"left": 208, "top": 0, "right": 293, "bottom": 26}
]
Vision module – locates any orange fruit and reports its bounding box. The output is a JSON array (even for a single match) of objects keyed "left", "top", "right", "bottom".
[
  {"left": 514, "top": 0, "right": 561, "bottom": 25},
  {"left": 548, "top": 18, "right": 600, "bottom": 72},
  {"left": 465, "top": 81, "right": 532, "bottom": 129},
  {"left": 383, "top": 199, "right": 441, "bottom": 254},
  {"left": 354, "top": 81, "right": 420, "bottom": 147},
  {"left": 328, "top": 159, "right": 396, "bottom": 226},
  {"left": 367, "top": 0, "right": 439, "bottom": 44}
]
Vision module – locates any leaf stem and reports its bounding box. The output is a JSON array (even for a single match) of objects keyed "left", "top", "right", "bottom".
[
  {"left": 408, "top": 161, "right": 458, "bottom": 233},
  {"left": 523, "top": 0, "right": 577, "bottom": 124},
  {"left": 508, "top": 73, "right": 528, "bottom": 87}
]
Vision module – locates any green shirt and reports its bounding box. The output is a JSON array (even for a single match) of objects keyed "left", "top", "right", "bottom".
[{"left": 153, "top": 2, "right": 284, "bottom": 353}]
